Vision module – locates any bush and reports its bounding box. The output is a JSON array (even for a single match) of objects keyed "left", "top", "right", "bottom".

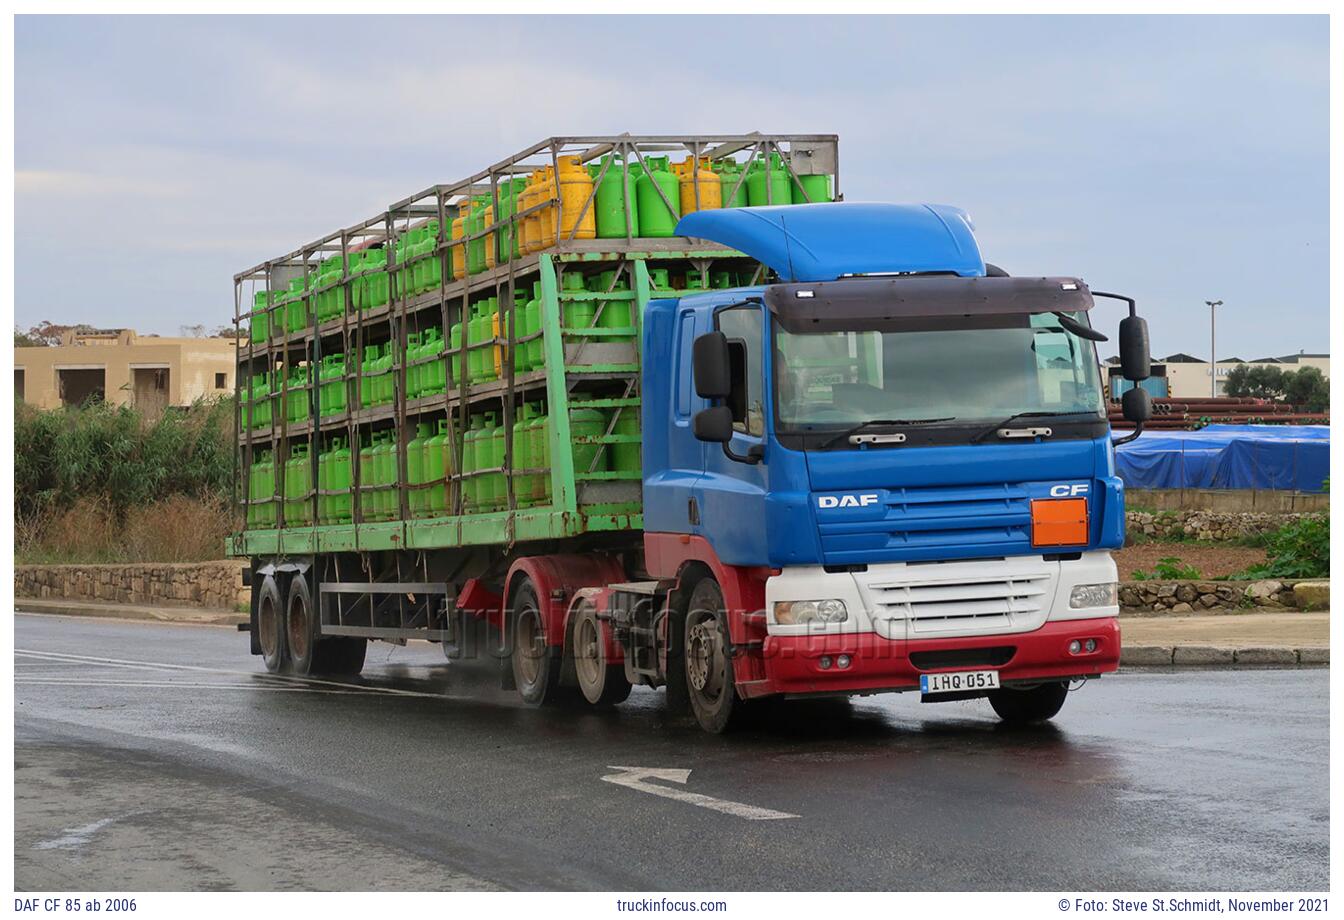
[
  {"left": 1235, "top": 516, "right": 1329, "bottom": 580},
  {"left": 15, "top": 495, "right": 233, "bottom": 564},
  {"left": 1130, "top": 557, "right": 1202, "bottom": 581}
]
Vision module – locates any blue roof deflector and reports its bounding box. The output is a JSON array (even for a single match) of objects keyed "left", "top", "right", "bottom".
[{"left": 674, "top": 202, "right": 985, "bottom": 282}]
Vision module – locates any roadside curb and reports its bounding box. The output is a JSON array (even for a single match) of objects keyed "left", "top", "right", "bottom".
[
  {"left": 16, "top": 598, "right": 244, "bottom": 628},
  {"left": 1121, "top": 644, "right": 1328, "bottom": 667}
]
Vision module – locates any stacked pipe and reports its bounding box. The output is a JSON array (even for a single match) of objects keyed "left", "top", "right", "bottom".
[{"left": 1108, "top": 397, "right": 1327, "bottom": 429}]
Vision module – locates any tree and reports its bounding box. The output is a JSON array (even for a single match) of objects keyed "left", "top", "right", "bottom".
[
  {"left": 13, "top": 321, "right": 101, "bottom": 347},
  {"left": 1284, "top": 366, "right": 1329, "bottom": 413},
  {"left": 1223, "top": 363, "right": 1252, "bottom": 398},
  {"left": 1244, "top": 365, "right": 1286, "bottom": 399}
]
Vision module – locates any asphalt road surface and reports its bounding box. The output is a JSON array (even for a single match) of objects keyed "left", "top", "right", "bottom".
[{"left": 14, "top": 612, "right": 1328, "bottom": 891}]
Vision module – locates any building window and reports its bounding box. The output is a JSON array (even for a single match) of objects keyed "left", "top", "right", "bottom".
[{"left": 215, "top": 372, "right": 227, "bottom": 389}]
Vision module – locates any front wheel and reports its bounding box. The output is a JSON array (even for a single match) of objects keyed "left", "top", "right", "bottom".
[
  {"left": 988, "top": 682, "right": 1068, "bottom": 724},
  {"left": 684, "top": 577, "right": 743, "bottom": 734}
]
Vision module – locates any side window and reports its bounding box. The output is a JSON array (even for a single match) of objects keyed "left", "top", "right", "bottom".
[
  {"left": 715, "top": 306, "right": 764, "bottom": 437},
  {"left": 674, "top": 311, "right": 697, "bottom": 418}
]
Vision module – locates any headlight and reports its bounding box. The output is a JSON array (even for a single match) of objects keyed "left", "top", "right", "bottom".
[
  {"left": 774, "top": 599, "right": 849, "bottom": 625},
  {"left": 1070, "top": 583, "right": 1118, "bottom": 609}
]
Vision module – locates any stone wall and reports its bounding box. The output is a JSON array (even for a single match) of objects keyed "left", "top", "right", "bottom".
[
  {"left": 1119, "top": 579, "right": 1301, "bottom": 613},
  {"left": 1127, "top": 488, "right": 1328, "bottom": 513},
  {"left": 1125, "top": 510, "right": 1320, "bottom": 542},
  {"left": 14, "top": 561, "right": 247, "bottom": 611}
]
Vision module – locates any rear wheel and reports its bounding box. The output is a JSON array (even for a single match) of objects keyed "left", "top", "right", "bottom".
[
  {"left": 572, "top": 598, "right": 631, "bottom": 706},
  {"left": 286, "top": 575, "right": 366, "bottom": 677},
  {"left": 256, "top": 575, "right": 285, "bottom": 673},
  {"left": 684, "top": 577, "right": 743, "bottom": 734},
  {"left": 511, "top": 581, "right": 562, "bottom": 705},
  {"left": 988, "top": 682, "right": 1068, "bottom": 724}
]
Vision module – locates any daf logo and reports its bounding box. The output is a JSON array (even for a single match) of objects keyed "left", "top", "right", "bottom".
[
  {"left": 1049, "top": 484, "right": 1090, "bottom": 497},
  {"left": 818, "top": 493, "right": 880, "bottom": 509}
]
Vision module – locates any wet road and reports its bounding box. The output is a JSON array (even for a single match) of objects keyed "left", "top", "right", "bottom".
[{"left": 14, "top": 612, "right": 1328, "bottom": 891}]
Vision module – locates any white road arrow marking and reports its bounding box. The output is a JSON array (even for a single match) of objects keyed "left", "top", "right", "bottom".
[{"left": 602, "top": 766, "right": 799, "bottom": 821}]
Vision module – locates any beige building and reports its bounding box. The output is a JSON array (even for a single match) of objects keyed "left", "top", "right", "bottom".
[{"left": 15, "top": 329, "right": 239, "bottom": 412}]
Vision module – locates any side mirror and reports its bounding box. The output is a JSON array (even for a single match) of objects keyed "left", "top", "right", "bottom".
[
  {"left": 693, "top": 405, "right": 733, "bottom": 443},
  {"left": 1118, "top": 315, "right": 1151, "bottom": 381},
  {"left": 692, "top": 332, "right": 732, "bottom": 399},
  {"left": 1121, "top": 385, "right": 1152, "bottom": 425}
]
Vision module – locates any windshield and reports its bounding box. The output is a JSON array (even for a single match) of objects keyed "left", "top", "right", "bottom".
[{"left": 774, "top": 312, "right": 1105, "bottom": 431}]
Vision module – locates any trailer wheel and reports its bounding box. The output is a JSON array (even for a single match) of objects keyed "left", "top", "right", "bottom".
[
  {"left": 572, "top": 598, "right": 631, "bottom": 706},
  {"left": 988, "top": 682, "right": 1069, "bottom": 725},
  {"left": 286, "top": 575, "right": 366, "bottom": 677},
  {"left": 684, "top": 577, "right": 743, "bottom": 734},
  {"left": 510, "top": 580, "right": 562, "bottom": 705},
  {"left": 256, "top": 575, "right": 285, "bottom": 673}
]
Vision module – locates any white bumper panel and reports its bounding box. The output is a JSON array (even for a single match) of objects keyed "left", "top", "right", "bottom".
[{"left": 764, "top": 552, "right": 1117, "bottom": 640}]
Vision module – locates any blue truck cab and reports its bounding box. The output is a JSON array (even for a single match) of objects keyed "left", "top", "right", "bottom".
[{"left": 636, "top": 202, "right": 1153, "bottom": 732}]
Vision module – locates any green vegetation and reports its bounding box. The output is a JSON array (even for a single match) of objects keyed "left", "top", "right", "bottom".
[
  {"left": 1223, "top": 363, "right": 1329, "bottom": 412},
  {"left": 1130, "top": 557, "right": 1202, "bottom": 581},
  {"left": 15, "top": 398, "right": 235, "bottom": 563},
  {"left": 1232, "top": 516, "right": 1330, "bottom": 580}
]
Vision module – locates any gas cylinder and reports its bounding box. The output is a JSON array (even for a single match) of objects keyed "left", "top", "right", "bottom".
[
  {"left": 511, "top": 403, "right": 536, "bottom": 506},
  {"left": 286, "top": 365, "right": 309, "bottom": 424},
  {"left": 347, "top": 251, "right": 367, "bottom": 311},
  {"left": 525, "top": 282, "right": 544, "bottom": 370},
  {"left": 496, "top": 179, "right": 517, "bottom": 262},
  {"left": 316, "top": 443, "right": 332, "bottom": 525},
  {"left": 359, "top": 345, "right": 378, "bottom": 409},
  {"left": 527, "top": 405, "right": 550, "bottom": 506},
  {"left": 250, "top": 291, "right": 271, "bottom": 343},
  {"left": 450, "top": 201, "right": 469, "bottom": 279},
  {"left": 593, "top": 154, "right": 639, "bottom": 239},
  {"left": 556, "top": 155, "right": 597, "bottom": 243},
  {"left": 358, "top": 437, "right": 376, "bottom": 521},
  {"left": 484, "top": 412, "right": 506, "bottom": 510},
  {"left": 461, "top": 415, "right": 486, "bottom": 513},
  {"left": 791, "top": 172, "right": 833, "bottom": 204},
  {"left": 285, "top": 277, "right": 308, "bottom": 334},
  {"left": 467, "top": 302, "right": 484, "bottom": 384},
  {"left": 561, "top": 273, "right": 593, "bottom": 331},
  {"left": 715, "top": 159, "right": 748, "bottom": 208},
  {"left": 636, "top": 156, "right": 680, "bottom": 237},
  {"left": 684, "top": 269, "right": 710, "bottom": 292},
  {"left": 369, "top": 248, "right": 391, "bottom": 309},
  {"left": 536, "top": 166, "right": 558, "bottom": 250},
  {"left": 676, "top": 157, "right": 721, "bottom": 215},
  {"left": 467, "top": 197, "right": 487, "bottom": 275},
  {"left": 648, "top": 267, "right": 673, "bottom": 294},
  {"left": 407, "top": 422, "right": 431, "bottom": 517},
  {"left": 482, "top": 201, "right": 497, "bottom": 270},
  {"left": 372, "top": 344, "right": 393, "bottom": 407},
  {"left": 329, "top": 438, "right": 352, "bottom": 524},
  {"left": 319, "top": 354, "right": 346, "bottom": 417},
  {"left": 569, "top": 406, "right": 608, "bottom": 476},
  {"left": 610, "top": 403, "right": 642, "bottom": 477},
  {"left": 593, "top": 270, "right": 634, "bottom": 345},
  {"left": 747, "top": 152, "right": 791, "bottom": 206},
  {"left": 284, "top": 444, "right": 312, "bottom": 526},
  {"left": 424, "top": 419, "right": 451, "bottom": 516},
  {"left": 421, "top": 327, "right": 445, "bottom": 396},
  {"left": 449, "top": 313, "right": 465, "bottom": 389},
  {"left": 372, "top": 433, "right": 395, "bottom": 521},
  {"left": 520, "top": 173, "right": 541, "bottom": 255},
  {"left": 710, "top": 270, "right": 734, "bottom": 289}
]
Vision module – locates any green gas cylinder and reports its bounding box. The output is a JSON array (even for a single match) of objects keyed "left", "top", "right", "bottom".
[
  {"left": 284, "top": 277, "right": 309, "bottom": 334},
  {"left": 316, "top": 444, "right": 332, "bottom": 525},
  {"left": 328, "top": 438, "right": 353, "bottom": 524},
  {"left": 717, "top": 159, "right": 749, "bottom": 208},
  {"left": 318, "top": 354, "right": 346, "bottom": 417},
  {"left": 594, "top": 154, "right": 640, "bottom": 239},
  {"left": 570, "top": 406, "right": 608, "bottom": 476},
  {"left": 404, "top": 332, "right": 423, "bottom": 400},
  {"left": 467, "top": 197, "right": 487, "bottom": 275},
  {"left": 368, "top": 248, "right": 390, "bottom": 308},
  {"left": 372, "top": 433, "right": 397, "bottom": 521},
  {"left": 421, "top": 327, "right": 445, "bottom": 396},
  {"left": 483, "top": 413, "right": 506, "bottom": 511},
  {"left": 466, "top": 302, "right": 484, "bottom": 385},
  {"left": 526, "top": 405, "right": 551, "bottom": 506},
  {"left": 348, "top": 251, "right": 368, "bottom": 311},
  {"left": 593, "top": 270, "right": 633, "bottom": 343},
  {"left": 710, "top": 270, "right": 734, "bottom": 290},
  {"left": 359, "top": 345, "right": 379, "bottom": 408},
  {"left": 248, "top": 456, "right": 262, "bottom": 528},
  {"left": 496, "top": 178, "right": 525, "bottom": 262},
  {"left": 610, "top": 403, "right": 642, "bottom": 476},
  {"left": 373, "top": 343, "right": 394, "bottom": 406},
  {"left": 424, "top": 419, "right": 451, "bottom": 517},
  {"left": 487, "top": 297, "right": 503, "bottom": 381},
  {"left": 284, "top": 445, "right": 313, "bottom": 526},
  {"left": 461, "top": 415, "right": 486, "bottom": 513},
  {"left": 685, "top": 269, "right": 710, "bottom": 292},
  {"left": 449, "top": 312, "right": 465, "bottom": 389},
  {"left": 747, "top": 152, "right": 791, "bottom": 207},
  {"left": 648, "top": 268, "right": 673, "bottom": 294},
  {"left": 250, "top": 450, "right": 275, "bottom": 528},
  {"left": 511, "top": 403, "right": 536, "bottom": 506},
  {"left": 562, "top": 273, "right": 594, "bottom": 331},
  {"left": 406, "top": 422, "right": 431, "bottom": 518},
  {"left": 525, "top": 282, "right": 544, "bottom": 370},
  {"left": 285, "top": 365, "right": 310, "bottom": 424},
  {"left": 251, "top": 291, "right": 272, "bottom": 343},
  {"left": 636, "top": 156, "right": 680, "bottom": 237},
  {"left": 792, "top": 172, "right": 833, "bottom": 204},
  {"left": 357, "top": 437, "right": 376, "bottom": 521}
]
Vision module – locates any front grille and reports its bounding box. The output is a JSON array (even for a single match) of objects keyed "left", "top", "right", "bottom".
[
  {"left": 909, "top": 646, "right": 1017, "bottom": 671},
  {"left": 858, "top": 558, "right": 1056, "bottom": 639}
]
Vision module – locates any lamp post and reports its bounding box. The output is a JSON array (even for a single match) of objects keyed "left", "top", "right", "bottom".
[{"left": 1206, "top": 300, "right": 1223, "bottom": 397}]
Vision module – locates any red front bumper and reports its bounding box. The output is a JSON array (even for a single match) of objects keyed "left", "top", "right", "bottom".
[{"left": 742, "top": 617, "right": 1120, "bottom": 699}]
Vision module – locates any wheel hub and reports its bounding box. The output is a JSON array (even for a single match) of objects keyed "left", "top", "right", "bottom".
[{"left": 686, "top": 621, "right": 721, "bottom": 694}]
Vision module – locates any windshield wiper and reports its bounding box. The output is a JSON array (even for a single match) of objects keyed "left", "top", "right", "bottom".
[
  {"left": 970, "top": 410, "right": 1098, "bottom": 444},
  {"left": 822, "top": 417, "right": 956, "bottom": 449}
]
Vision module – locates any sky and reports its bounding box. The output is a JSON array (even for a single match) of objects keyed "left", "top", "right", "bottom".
[{"left": 14, "top": 14, "right": 1330, "bottom": 361}]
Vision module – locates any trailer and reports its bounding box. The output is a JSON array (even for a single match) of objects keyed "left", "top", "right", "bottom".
[{"left": 230, "top": 132, "right": 1155, "bottom": 733}]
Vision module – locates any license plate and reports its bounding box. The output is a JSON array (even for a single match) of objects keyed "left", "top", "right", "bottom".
[{"left": 920, "top": 669, "right": 1000, "bottom": 695}]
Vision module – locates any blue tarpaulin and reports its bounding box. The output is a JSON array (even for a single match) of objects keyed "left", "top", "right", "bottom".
[{"left": 1114, "top": 424, "right": 1331, "bottom": 492}]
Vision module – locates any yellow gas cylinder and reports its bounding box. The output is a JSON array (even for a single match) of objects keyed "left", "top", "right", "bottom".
[
  {"left": 556, "top": 155, "right": 597, "bottom": 242},
  {"left": 521, "top": 173, "right": 542, "bottom": 255},
  {"left": 483, "top": 202, "right": 497, "bottom": 269},
  {"left": 537, "top": 166, "right": 558, "bottom": 250},
  {"left": 677, "top": 156, "right": 722, "bottom": 215},
  {"left": 450, "top": 199, "right": 470, "bottom": 278}
]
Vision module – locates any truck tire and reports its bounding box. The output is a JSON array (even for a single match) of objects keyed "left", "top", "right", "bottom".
[
  {"left": 286, "top": 576, "right": 367, "bottom": 677},
  {"left": 988, "top": 682, "right": 1068, "bottom": 724},
  {"left": 684, "top": 577, "right": 743, "bottom": 734},
  {"left": 572, "top": 598, "right": 632, "bottom": 706},
  {"left": 510, "top": 580, "right": 563, "bottom": 705},
  {"left": 256, "top": 575, "right": 285, "bottom": 673}
]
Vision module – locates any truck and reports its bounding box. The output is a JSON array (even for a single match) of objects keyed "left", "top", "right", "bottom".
[{"left": 230, "top": 133, "right": 1155, "bottom": 733}]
